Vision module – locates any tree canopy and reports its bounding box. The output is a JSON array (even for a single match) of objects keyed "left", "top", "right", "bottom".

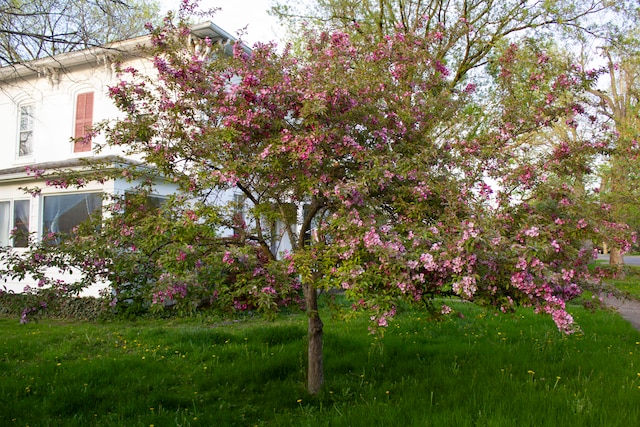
[{"left": 272, "top": 0, "right": 620, "bottom": 87}]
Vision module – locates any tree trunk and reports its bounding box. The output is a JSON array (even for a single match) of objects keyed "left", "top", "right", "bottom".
[
  {"left": 610, "top": 247, "right": 625, "bottom": 267},
  {"left": 609, "top": 246, "right": 624, "bottom": 270},
  {"left": 304, "top": 282, "right": 324, "bottom": 394}
]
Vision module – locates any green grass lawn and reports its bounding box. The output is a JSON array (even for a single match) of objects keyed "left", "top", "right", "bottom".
[
  {"left": 591, "top": 261, "right": 640, "bottom": 299},
  {"left": 607, "top": 266, "right": 640, "bottom": 299},
  {"left": 1, "top": 300, "right": 639, "bottom": 426}
]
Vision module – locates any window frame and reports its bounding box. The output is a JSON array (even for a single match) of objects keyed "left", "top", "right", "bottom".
[
  {"left": 17, "top": 103, "right": 35, "bottom": 158},
  {"left": 0, "top": 199, "right": 31, "bottom": 248},
  {"left": 41, "top": 192, "right": 102, "bottom": 237}
]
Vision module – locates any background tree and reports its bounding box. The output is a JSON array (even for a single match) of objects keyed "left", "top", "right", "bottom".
[
  {"left": 588, "top": 40, "right": 640, "bottom": 267},
  {"left": 272, "top": 0, "right": 614, "bottom": 88},
  {"left": 0, "top": 0, "right": 160, "bottom": 65},
  {"left": 1, "top": 3, "right": 631, "bottom": 395}
]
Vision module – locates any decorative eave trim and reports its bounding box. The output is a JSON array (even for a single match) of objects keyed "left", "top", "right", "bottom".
[
  {"left": 0, "top": 21, "right": 248, "bottom": 85},
  {"left": 0, "top": 155, "right": 140, "bottom": 184},
  {"left": 0, "top": 36, "right": 151, "bottom": 84}
]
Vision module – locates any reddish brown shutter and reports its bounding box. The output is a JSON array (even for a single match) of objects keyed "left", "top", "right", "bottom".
[{"left": 74, "top": 92, "right": 94, "bottom": 152}]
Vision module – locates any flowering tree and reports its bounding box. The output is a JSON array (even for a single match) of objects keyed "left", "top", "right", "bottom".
[
  {"left": 1, "top": 3, "right": 633, "bottom": 394},
  {"left": 272, "top": 0, "right": 620, "bottom": 86}
]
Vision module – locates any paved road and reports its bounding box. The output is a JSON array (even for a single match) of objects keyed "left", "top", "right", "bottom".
[
  {"left": 603, "top": 296, "right": 640, "bottom": 331},
  {"left": 597, "top": 254, "right": 640, "bottom": 266},
  {"left": 597, "top": 255, "right": 640, "bottom": 331}
]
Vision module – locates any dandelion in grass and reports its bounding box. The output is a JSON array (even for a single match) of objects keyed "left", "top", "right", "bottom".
[{"left": 527, "top": 370, "right": 535, "bottom": 382}]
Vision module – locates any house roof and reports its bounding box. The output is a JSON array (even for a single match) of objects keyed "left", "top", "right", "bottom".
[
  {"left": 0, "top": 35, "right": 150, "bottom": 84},
  {"left": 191, "top": 21, "right": 238, "bottom": 45},
  {"left": 0, "top": 21, "right": 245, "bottom": 84},
  {"left": 0, "top": 155, "right": 136, "bottom": 183}
]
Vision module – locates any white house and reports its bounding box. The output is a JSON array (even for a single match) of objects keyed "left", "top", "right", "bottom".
[{"left": 0, "top": 22, "right": 267, "bottom": 296}]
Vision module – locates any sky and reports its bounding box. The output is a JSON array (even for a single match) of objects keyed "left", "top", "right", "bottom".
[{"left": 160, "top": 0, "right": 286, "bottom": 46}]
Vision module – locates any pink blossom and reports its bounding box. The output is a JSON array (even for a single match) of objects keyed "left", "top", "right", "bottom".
[
  {"left": 222, "top": 251, "right": 235, "bottom": 265},
  {"left": 407, "top": 260, "right": 419, "bottom": 270},
  {"left": 561, "top": 269, "right": 575, "bottom": 282},
  {"left": 363, "top": 227, "right": 383, "bottom": 249},
  {"left": 397, "top": 282, "right": 408, "bottom": 293},
  {"left": 452, "top": 275, "right": 477, "bottom": 299},
  {"left": 463, "top": 83, "right": 477, "bottom": 94},
  {"left": 523, "top": 226, "right": 539, "bottom": 237},
  {"left": 262, "top": 286, "right": 277, "bottom": 295},
  {"left": 420, "top": 253, "right": 437, "bottom": 271}
]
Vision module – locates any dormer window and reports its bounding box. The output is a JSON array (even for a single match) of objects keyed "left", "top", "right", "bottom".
[
  {"left": 18, "top": 104, "right": 34, "bottom": 158},
  {"left": 73, "top": 91, "right": 94, "bottom": 153}
]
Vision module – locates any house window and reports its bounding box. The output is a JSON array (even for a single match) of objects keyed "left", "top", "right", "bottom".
[
  {"left": 42, "top": 193, "right": 102, "bottom": 235},
  {"left": 73, "top": 91, "right": 94, "bottom": 153},
  {"left": 123, "top": 192, "right": 167, "bottom": 216},
  {"left": 0, "top": 199, "right": 30, "bottom": 247},
  {"left": 13, "top": 200, "right": 30, "bottom": 247},
  {"left": 232, "top": 194, "right": 246, "bottom": 226},
  {"left": 18, "top": 104, "right": 34, "bottom": 157},
  {"left": 0, "top": 201, "right": 8, "bottom": 246}
]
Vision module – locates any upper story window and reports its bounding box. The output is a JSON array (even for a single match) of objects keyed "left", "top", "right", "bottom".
[
  {"left": 18, "top": 104, "right": 34, "bottom": 158},
  {"left": 73, "top": 91, "right": 94, "bottom": 153},
  {"left": 0, "top": 199, "right": 30, "bottom": 247}
]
